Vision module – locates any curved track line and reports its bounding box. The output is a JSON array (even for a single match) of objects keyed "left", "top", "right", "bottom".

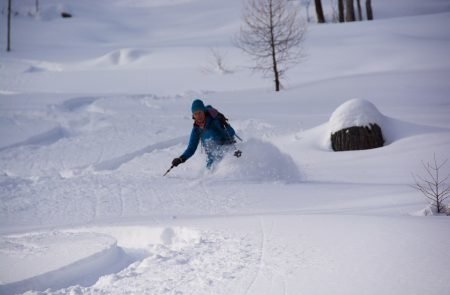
[
  {"left": 243, "top": 217, "right": 266, "bottom": 295},
  {"left": 93, "top": 136, "right": 186, "bottom": 171}
]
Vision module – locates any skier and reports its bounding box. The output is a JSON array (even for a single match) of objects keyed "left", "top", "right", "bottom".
[{"left": 171, "top": 99, "right": 238, "bottom": 170}]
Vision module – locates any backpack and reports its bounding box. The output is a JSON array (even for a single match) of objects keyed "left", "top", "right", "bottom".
[
  {"left": 205, "top": 105, "right": 236, "bottom": 138},
  {"left": 193, "top": 105, "right": 237, "bottom": 140},
  {"left": 205, "top": 106, "right": 243, "bottom": 157}
]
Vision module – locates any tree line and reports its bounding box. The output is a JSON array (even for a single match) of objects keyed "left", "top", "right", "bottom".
[
  {"left": 5, "top": 0, "right": 40, "bottom": 52},
  {"left": 314, "top": 0, "right": 373, "bottom": 24}
]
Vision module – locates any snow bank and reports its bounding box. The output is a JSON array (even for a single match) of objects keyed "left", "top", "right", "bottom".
[
  {"left": 212, "top": 139, "right": 301, "bottom": 183},
  {"left": 410, "top": 205, "right": 435, "bottom": 217},
  {"left": 5, "top": 225, "right": 259, "bottom": 295},
  {"left": 0, "top": 231, "right": 130, "bottom": 294},
  {"left": 0, "top": 226, "right": 206, "bottom": 294}
]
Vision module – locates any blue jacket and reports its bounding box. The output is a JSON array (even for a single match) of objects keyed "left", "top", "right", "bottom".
[{"left": 181, "top": 114, "right": 235, "bottom": 168}]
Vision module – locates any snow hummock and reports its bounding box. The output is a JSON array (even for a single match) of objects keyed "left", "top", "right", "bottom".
[
  {"left": 328, "top": 98, "right": 385, "bottom": 134},
  {"left": 212, "top": 139, "right": 301, "bottom": 183},
  {"left": 0, "top": 231, "right": 127, "bottom": 294},
  {"left": 0, "top": 226, "right": 211, "bottom": 294},
  {"left": 86, "top": 49, "right": 152, "bottom": 68}
]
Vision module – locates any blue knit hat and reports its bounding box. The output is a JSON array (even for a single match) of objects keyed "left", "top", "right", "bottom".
[{"left": 191, "top": 99, "right": 206, "bottom": 113}]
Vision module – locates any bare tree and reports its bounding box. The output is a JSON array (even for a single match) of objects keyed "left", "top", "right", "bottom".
[
  {"left": 345, "top": 0, "right": 355, "bottom": 22},
  {"left": 7, "top": 0, "right": 12, "bottom": 52},
  {"left": 366, "top": 0, "right": 373, "bottom": 20},
  {"left": 36, "top": 0, "right": 40, "bottom": 14},
  {"left": 412, "top": 154, "right": 450, "bottom": 214},
  {"left": 314, "top": 0, "right": 326, "bottom": 23},
  {"left": 236, "top": 0, "right": 306, "bottom": 92}
]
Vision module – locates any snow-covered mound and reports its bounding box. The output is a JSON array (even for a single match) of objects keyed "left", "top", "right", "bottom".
[
  {"left": 324, "top": 98, "right": 448, "bottom": 147},
  {"left": 212, "top": 139, "right": 301, "bottom": 183},
  {"left": 88, "top": 49, "right": 151, "bottom": 67},
  {"left": 0, "top": 225, "right": 260, "bottom": 295},
  {"left": 0, "top": 226, "right": 210, "bottom": 294},
  {"left": 0, "top": 231, "right": 129, "bottom": 294},
  {"left": 328, "top": 98, "right": 385, "bottom": 134}
]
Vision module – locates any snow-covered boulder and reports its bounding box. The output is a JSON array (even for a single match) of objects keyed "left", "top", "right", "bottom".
[{"left": 329, "top": 99, "right": 385, "bottom": 151}]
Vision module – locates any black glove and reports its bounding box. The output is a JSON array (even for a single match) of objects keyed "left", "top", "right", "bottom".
[{"left": 172, "top": 157, "right": 185, "bottom": 167}]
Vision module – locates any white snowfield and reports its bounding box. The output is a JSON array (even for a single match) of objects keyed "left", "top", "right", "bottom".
[{"left": 1, "top": 0, "right": 450, "bottom": 294}]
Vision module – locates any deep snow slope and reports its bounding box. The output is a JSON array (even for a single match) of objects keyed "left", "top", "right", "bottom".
[{"left": 1, "top": 0, "right": 450, "bottom": 294}]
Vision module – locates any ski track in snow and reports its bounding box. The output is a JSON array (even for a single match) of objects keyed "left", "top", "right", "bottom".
[
  {"left": 0, "top": 126, "right": 71, "bottom": 152},
  {"left": 93, "top": 136, "right": 186, "bottom": 172},
  {"left": 243, "top": 217, "right": 267, "bottom": 295}
]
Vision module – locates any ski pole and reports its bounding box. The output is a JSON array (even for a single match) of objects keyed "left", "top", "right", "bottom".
[
  {"left": 224, "top": 128, "right": 242, "bottom": 158},
  {"left": 163, "top": 165, "right": 174, "bottom": 176}
]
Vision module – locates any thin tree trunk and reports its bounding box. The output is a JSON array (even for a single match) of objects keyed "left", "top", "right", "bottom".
[
  {"left": 273, "top": 49, "right": 280, "bottom": 92},
  {"left": 338, "top": 0, "right": 345, "bottom": 22},
  {"left": 345, "top": 0, "right": 355, "bottom": 22},
  {"left": 269, "top": 0, "right": 280, "bottom": 91},
  {"left": 356, "top": 0, "right": 363, "bottom": 20},
  {"left": 36, "top": 0, "right": 40, "bottom": 13},
  {"left": 7, "top": 0, "right": 12, "bottom": 52},
  {"left": 366, "top": 0, "right": 373, "bottom": 20},
  {"left": 314, "top": 0, "right": 326, "bottom": 23}
]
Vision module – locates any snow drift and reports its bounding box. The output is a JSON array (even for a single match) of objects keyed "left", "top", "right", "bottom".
[
  {"left": 0, "top": 232, "right": 129, "bottom": 294},
  {"left": 212, "top": 139, "right": 301, "bottom": 183}
]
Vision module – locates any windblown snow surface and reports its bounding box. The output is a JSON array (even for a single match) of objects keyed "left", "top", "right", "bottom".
[{"left": 1, "top": 0, "right": 450, "bottom": 294}]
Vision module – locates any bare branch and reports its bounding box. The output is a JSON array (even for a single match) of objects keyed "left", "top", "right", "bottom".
[
  {"left": 236, "top": 0, "right": 307, "bottom": 91},
  {"left": 412, "top": 154, "right": 450, "bottom": 214}
]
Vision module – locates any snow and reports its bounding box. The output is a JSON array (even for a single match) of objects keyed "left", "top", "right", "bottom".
[
  {"left": 0, "top": 232, "right": 129, "bottom": 294},
  {"left": 328, "top": 98, "right": 385, "bottom": 134},
  {"left": 1, "top": 0, "right": 450, "bottom": 294},
  {"left": 211, "top": 139, "right": 301, "bottom": 183}
]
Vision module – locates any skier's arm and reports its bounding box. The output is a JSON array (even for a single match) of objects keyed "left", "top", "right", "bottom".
[{"left": 180, "top": 127, "right": 200, "bottom": 161}]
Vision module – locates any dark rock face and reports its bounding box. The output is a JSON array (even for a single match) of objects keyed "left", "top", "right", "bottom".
[
  {"left": 331, "top": 123, "right": 384, "bottom": 151},
  {"left": 61, "top": 12, "right": 72, "bottom": 18}
]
